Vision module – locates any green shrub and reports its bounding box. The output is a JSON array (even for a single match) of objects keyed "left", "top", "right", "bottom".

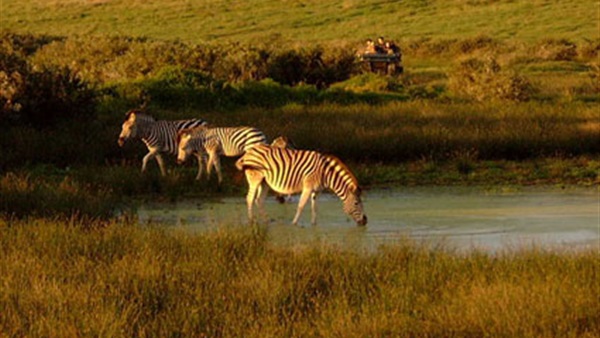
[
  {"left": 0, "top": 31, "right": 60, "bottom": 57},
  {"left": 29, "top": 35, "right": 359, "bottom": 89},
  {"left": 0, "top": 43, "right": 96, "bottom": 128},
  {"left": 136, "top": 66, "right": 220, "bottom": 110},
  {"left": 403, "top": 36, "right": 504, "bottom": 58},
  {"left": 212, "top": 44, "right": 270, "bottom": 82},
  {"left": 449, "top": 56, "right": 535, "bottom": 102},
  {"left": 330, "top": 73, "right": 399, "bottom": 93}
]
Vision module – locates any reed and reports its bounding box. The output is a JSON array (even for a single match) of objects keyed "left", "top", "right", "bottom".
[{"left": 0, "top": 219, "right": 597, "bottom": 337}]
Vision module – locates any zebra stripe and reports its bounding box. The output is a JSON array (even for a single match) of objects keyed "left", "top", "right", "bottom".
[
  {"left": 177, "top": 126, "right": 267, "bottom": 183},
  {"left": 236, "top": 144, "right": 367, "bottom": 226},
  {"left": 118, "top": 109, "right": 207, "bottom": 176}
]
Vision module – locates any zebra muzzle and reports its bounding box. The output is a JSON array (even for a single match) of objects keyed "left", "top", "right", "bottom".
[{"left": 357, "top": 215, "right": 368, "bottom": 226}]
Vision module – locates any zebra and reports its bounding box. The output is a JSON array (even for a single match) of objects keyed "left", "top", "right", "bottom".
[
  {"left": 235, "top": 144, "right": 367, "bottom": 226},
  {"left": 176, "top": 125, "right": 267, "bottom": 183},
  {"left": 270, "top": 136, "right": 295, "bottom": 204},
  {"left": 118, "top": 109, "right": 208, "bottom": 177},
  {"left": 270, "top": 135, "right": 296, "bottom": 150}
]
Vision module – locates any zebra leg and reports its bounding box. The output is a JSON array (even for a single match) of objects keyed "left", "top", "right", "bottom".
[
  {"left": 256, "top": 180, "right": 268, "bottom": 218},
  {"left": 213, "top": 154, "right": 223, "bottom": 184},
  {"left": 292, "top": 189, "right": 312, "bottom": 226},
  {"left": 193, "top": 153, "right": 205, "bottom": 180},
  {"left": 244, "top": 169, "right": 264, "bottom": 222},
  {"left": 310, "top": 192, "right": 319, "bottom": 225},
  {"left": 155, "top": 153, "right": 167, "bottom": 176},
  {"left": 206, "top": 149, "right": 218, "bottom": 181},
  {"left": 141, "top": 151, "right": 157, "bottom": 173}
]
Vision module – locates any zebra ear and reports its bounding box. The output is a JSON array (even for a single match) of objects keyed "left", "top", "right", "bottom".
[
  {"left": 177, "top": 131, "right": 191, "bottom": 145},
  {"left": 125, "top": 109, "right": 137, "bottom": 122}
]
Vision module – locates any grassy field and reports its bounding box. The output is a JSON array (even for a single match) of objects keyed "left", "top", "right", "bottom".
[
  {"left": 2, "top": 0, "right": 597, "bottom": 43},
  {"left": 0, "top": 1, "right": 599, "bottom": 336},
  {"left": 0, "top": 219, "right": 598, "bottom": 337}
]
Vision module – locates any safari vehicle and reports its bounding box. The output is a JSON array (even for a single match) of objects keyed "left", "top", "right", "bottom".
[{"left": 359, "top": 52, "right": 403, "bottom": 75}]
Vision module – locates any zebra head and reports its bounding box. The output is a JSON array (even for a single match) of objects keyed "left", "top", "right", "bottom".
[
  {"left": 118, "top": 109, "right": 141, "bottom": 147},
  {"left": 176, "top": 130, "right": 194, "bottom": 164},
  {"left": 343, "top": 187, "right": 367, "bottom": 226}
]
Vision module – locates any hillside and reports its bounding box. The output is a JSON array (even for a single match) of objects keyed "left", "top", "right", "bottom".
[{"left": 1, "top": 0, "right": 597, "bottom": 44}]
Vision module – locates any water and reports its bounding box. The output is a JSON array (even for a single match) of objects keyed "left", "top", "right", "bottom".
[{"left": 137, "top": 186, "right": 599, "bottom": 252}]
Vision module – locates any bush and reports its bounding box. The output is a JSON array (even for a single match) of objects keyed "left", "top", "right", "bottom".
[
  {"left": 330, "top": 73, "right": 400, "bottom": 93},
  {"left": 534, "top": 38, "right": 578, "bottom": 61},
  {"left": 577, "top": 39, "right": 600, "bottom": 61},
  {"left": 135, "top": 66, "right": 221, "bottom": 110},
  {"left": 212, "top": 43, "right": 270, "bottom": 82},
  {"left": 0, "top": 43, "right": 96, "bottom": 127},
  {"left": 403, "top": 36, "right": 504, "bottom": 58},
  {"left": 0, "top": 31, "right": 60, "bottom": 57},
  {"left": 449, "top": 56, "right": 535, "bottom": 102},
  {"left": 29, "top": 35, "right": 359, "bottom": 89},
  {"left": 17, "top": 66, "right": 97, "bottom": 127}
]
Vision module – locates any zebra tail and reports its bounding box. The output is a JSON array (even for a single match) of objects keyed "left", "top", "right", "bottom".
[{"left": 235, "top": 157, "right": 263, "bottom": 171}]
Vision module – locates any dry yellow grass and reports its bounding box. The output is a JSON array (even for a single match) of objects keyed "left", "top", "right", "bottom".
[{"left": 1, "top": 219, "right": 598, "bottom": 337}]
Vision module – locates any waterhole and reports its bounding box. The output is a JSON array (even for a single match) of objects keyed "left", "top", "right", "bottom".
[{"left": 137, "top": 186, "right": 599, "bottom": 252}]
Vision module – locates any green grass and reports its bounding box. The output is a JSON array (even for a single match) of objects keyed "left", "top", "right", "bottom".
[
  {"left": 1, "top": 0, "right": 597, "bottom": 44},
  {"left": 0, "top": 219, "right": 598, "bottom": 337}
]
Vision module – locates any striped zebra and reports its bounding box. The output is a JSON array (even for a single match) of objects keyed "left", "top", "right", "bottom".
[
  {"left": 118, "top": 109, "right": 208, "bottom": 177},
  {"left": 176, "top": 125, "right": 267, "bottom": 183},
  {"left": 235, "top": 144, "right": 367, "bottom": 226},
  {"left": 270, "top": 136, "right": 295, "bottom": 204}
]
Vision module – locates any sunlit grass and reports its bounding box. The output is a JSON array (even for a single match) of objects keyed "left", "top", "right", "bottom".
[
  {"left": 2, "top": 0, "right": 596, "bottom": 43},
  {"left": 246, "top": 100, "right": 600, "bottom": 163},
  {"left": 0, "top": 219, "right": 597, "bottom": 336}
]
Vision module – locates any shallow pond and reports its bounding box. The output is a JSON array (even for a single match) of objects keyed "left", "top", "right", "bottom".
[{"left": 138, "top": 186, "right": 599, "bottom": 252}]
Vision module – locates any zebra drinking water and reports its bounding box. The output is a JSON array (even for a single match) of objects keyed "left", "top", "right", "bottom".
[
  {"left": 235, "top": 144, "right": 367, "bottom": 226},
  {"left": 176, "top": 126, "right": 267, "bottom": 183},
  {"left": 118, "top": 109, "right": 208, "bottom": 177}
]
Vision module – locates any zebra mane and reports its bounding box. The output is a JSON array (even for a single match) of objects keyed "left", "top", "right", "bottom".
[
  {"left": 124, "top": 109, "right": 155, "bottom": 122},
  {"left": 176, "top": 126, "right": 206, "bottom": 144},
  {"left": 324, "top": 154, "right": 361, "bottom": 194}
]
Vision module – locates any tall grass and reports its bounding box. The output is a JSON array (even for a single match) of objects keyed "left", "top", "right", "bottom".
[
  {"left": 0, "top": 172, "right": 120, "bottom": 220},
  {"left": 0, "top": 220, "right": 598, "bottom": 337},
  {"left": 255, "top": 101, "right": 600, "bottom": 162}
]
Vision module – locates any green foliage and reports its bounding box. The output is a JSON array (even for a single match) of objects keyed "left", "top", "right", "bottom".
[
  {"left": 331, "top": 73, "right": 396, "bottom": 93},
  {"left": 28, "top": 35, "right": 360, "bottom": 89},
  {"left": 0, "top": 44, "right": 96, "bottom": 127},
  {"left": 449, "top": 56, "right": 536, "bottom": 102}
]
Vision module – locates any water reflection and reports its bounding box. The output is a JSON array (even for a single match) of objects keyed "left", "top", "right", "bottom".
[{"left": 137, "top": 186, "right": 599, "bottom": 252}]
